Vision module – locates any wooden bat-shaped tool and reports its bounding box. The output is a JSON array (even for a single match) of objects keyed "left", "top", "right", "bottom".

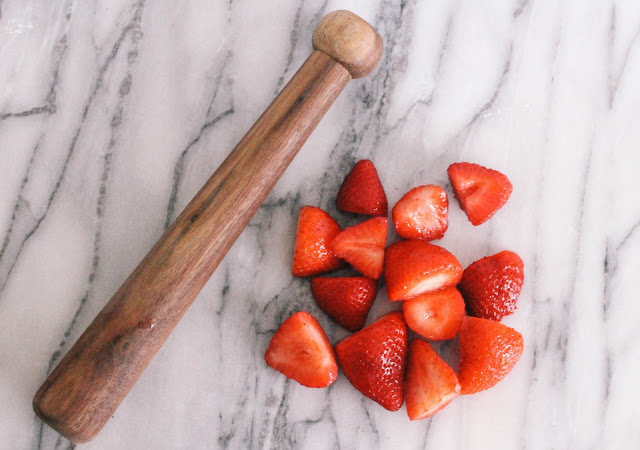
[{"left": 33, "top": 10, "right": 382, "bottom": 443}]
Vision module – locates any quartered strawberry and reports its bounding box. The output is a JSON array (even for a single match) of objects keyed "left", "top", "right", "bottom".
[
  {"left": 447, "top": 162, "right": 512, "bottom": 226},
  {"left": 392, "top": 185, "right": 448, "bottom": 241},
  {"left": 384, "top": 240, "right": 462, "bottom": 301},
  {"left": 330, "top": 217, "right": 387, "bottom": 279},
  {"left": 402, "top": 287, "right": 465, "bottom": 341},
  {"left": 458, "top": 316, "right": 523, "bottom": 395},
  {"left": 458, "top": 250, "right": 524, "bottom": 321},
  {"left": 336, "top": 160, "right": 388, "bottom": 216},
  {"left": 311, "top": 277, "right": 377, "bottom": 332},
  {"left": 405, "top": 339, "right": 461, "bottom": 420},
  {"left": 335, "top": 311, "right": 407, "bottom": 411},
  {"left": 265, "top": 312, "right": 338, "bottom": 388},
  {"left": 292, "top": 206, "right": 345, "bottom": 277}
]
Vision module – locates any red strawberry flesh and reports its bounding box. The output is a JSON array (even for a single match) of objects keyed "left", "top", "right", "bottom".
[
  {"left": 335, "top": 311, "right": 408, "bottom": 411},
  {"left": 392, "top": 185, "right": 448, "bottom": 241},
  {"left": 384, "top": 240, "right": 463, "bottom": 301},
  {"left": 402, "top": 287, "right": 465, "bottom": 340},
  {"left": 458, "top": 316, "right": 523, "bottom": 395},
  {"left": 405, "top": 339, "right": 461, "bottom": 420},
  {"left": 447, "top": 162, "right": 512, "bottom": 226},
  {"left": 265, "top": 312, "right": 338, "bottom": 388},
  {"left": 331, "top": 217, "right": 387, "bottom": 279},
  {"left": 311, "top": 277, "right": 377, "bottom": 332},
  {"left": 291, "top": 206, "right": 344, "bottom": 277},
  {"left": 336, "top": 160, "right": 388, "bottom": 216},
  {"left": 458, "top": 250, "right": 524, "bottom": 321}
]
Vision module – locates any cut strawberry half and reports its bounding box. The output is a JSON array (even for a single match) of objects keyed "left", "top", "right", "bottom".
[
  {"left": 405, "top": 339, "right": 461, "bottom": 420},
  {"left": 335, "top": 311, "right": 408, "bottom": 411},
  {"left": 392, "top": 185, "right": 448, "bottom": 241},
  {"left": 402, "top": 287, "right": 465, "bottom": 340},
  {"left": 336, "top": 160, "right": 388, "bottom": 216},
  {"left": 330, "top": 217, "right": 387, "bottom": 279},
  {"left": 264, "top": 312, "right": 338, "bottom": 388},
  {"left": 311, "top": 277, "right": 377, "bottom": 332},
  {"left": 458, "top": 316, "right": 523, "bottom": 395},
  {"left": 447, "top": 162, "right": 512, "bottom": 226},
  {"left": 458, "top": 250, "right": 524, "bottom": 321},
  {"left": 291, "top": 206, "right": 345, "bottom": 277},
  {"left": 384, "top": 240, "right": 462, "bottom": 301}
]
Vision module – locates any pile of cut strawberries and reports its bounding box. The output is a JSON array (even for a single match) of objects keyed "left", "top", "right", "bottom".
[{"left": 264, "top": 160, "right": 524, "bottom": 420}]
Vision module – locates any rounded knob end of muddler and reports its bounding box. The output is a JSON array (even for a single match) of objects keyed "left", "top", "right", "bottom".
[{"left": 312, "top": 10, "right": 383, "bottom": 79}]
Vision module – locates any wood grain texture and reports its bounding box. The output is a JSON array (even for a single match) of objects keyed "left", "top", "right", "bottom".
[
  {"left": 313, "top": 10, "right": 383, "bottom": 79},
  {"left": 33, "top": 51, "right": 351, "bottom": 443}
]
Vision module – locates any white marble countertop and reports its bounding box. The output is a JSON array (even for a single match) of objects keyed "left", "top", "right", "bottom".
[{"left": 1, "top": 0, "right": 639, "bottom": 448}]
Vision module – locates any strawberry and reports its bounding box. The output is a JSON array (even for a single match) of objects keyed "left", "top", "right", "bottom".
[
  {"left": 392, "top": 185, "right": 448, "bottom": 241},
  {"left": 458, "top": 316, "right": 523, "bottom": 395},
  {"left": 292, "top": 206, "right": 345, "bottom": 277},
  {"left": 330, "top": 217, "right": 387, "bottom": 279},
  {"left": 384, "top": 240, "right": 462, "bottom": 301},
  {"left": 311, "top": 277, "right": 377, "bottom": 332},
  {"left": 458, "top": 250, "right": 524, "bottom": 321},
  {"left": 405, "top": 339, "right": 461, "bottom": 420},
  {"left": 447, "top": 162, "right": 512, "bottom": 226},
  {"left": 265, "top": 312, "right": 338, "bottom": 388},
  {"left": 336, "top": 160, "right": 388, "bottom": 216},
  {"left": 402, "top": 287, "right": 465, "bottom": 340},
  {"left": 335, "top": 311, "right": 407, "bottom": 411}
]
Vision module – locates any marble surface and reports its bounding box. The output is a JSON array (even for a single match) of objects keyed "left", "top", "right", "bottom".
[{"left": 1, "top": 0, "right": 639, "bottom": 448}]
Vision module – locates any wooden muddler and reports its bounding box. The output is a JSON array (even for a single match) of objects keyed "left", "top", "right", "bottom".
[{"left": 33, "top": 10, "right": 382, "bottom": 444}]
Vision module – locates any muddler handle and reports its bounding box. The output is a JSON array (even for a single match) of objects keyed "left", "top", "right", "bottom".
[{"left": 33, "top": 10, "right": 382, "bottom": 443}]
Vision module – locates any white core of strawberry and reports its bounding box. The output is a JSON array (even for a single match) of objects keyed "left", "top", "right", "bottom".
[
  {"left": 301, "top": 324, "right": 334, "bottom": 366},
  {"left": 405, "top": 273, "right": 452, "bottom": 299}
]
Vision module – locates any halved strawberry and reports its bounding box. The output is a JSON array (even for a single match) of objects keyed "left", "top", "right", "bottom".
[
  {"left": 330, "top": 217, "right": 387, "bottom": 279},
  {"left": 265, "top": 312, "right": 338, "bottom": 388},
  {"left": 402, "top": 287, "right": 465, "bottom": 340},
  {"left": 447, "top": 162, "right": 512, "bottom": 226},
  {"left": 458, "top": 250, "right": 524, "bottom": 321},
  {"left": 384, "top": 240, "right": 462, "bottom": 301},
  {"left": 392, "top": 185, "right": 448, "bottom": 241},
  {"left": 405, "top": 339, "right": 461, "bottom": 420},
  {"left": 336, "top": 160, "right": 388, "bottom": 216},
  {"left": 335, "top": 311, "right": 407, "bottom": 411},
  {"left": 292, "top": 206, "right": 345, "bottom": 277},
  {"left": 311, "top": 277, "right": 377, "bottom": 332},
  {"left": 458, "top": 316, "right": 523, "bottom": 395}
]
